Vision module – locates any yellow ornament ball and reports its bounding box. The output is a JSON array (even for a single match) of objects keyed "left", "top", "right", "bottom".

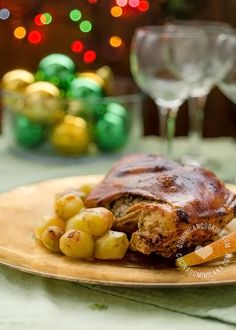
[
  {"left": 23, "top": 81, "right": 65, "bottom": 124},
  {"left": 2, "top": 69, "right": 34, "bottom": 93},
  {"left": 96, "top": 66, "right": 114, "bottom": 96},
  {"left": 79, "top": 72, "right": 105, "bottom": 90},
  {"left": 50, "top": 115, "right": 90, "bottom": 155},
  {"left": 2, "top": 69, "right": 35, "bottom": 112}
]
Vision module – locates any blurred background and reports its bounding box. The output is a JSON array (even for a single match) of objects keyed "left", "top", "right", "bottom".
[{"left": 0, "top": 0, "right": 236, "bottom": 138}]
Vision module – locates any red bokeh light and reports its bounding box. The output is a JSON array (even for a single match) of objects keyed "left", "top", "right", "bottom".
[
  {"left": 83, "top": 50, "right": 96, "bottom": 64},
  {"left": 88, "top": 0, "right": 98, "bottom": 3},
  {"left": 71, "top": 40, "right": 84, "bottom": 53},
  {"left": 28, "top": 31, "right": 42, "bottom": 44},
  {"left": 138, "top": 0, "right": 149, "bottom": 11},
  {"left": 34, "top": 14, "right": 43, "bottom": 26}
]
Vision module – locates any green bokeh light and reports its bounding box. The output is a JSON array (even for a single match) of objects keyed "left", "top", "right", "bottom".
[
  {"left": 70, "top": 9, "right": 82, "bottom": 22},
  {"left": 42, "top": 13, "right": 52, "bottom": 25},
  {"left": 80, "top": 20, "right": 92, "bottom": 33}
]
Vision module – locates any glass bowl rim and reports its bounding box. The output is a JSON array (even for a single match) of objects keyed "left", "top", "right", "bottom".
[
  {"left": 134, "top": 25, "right": 208, "bottom": 38},
  {"left": 1, "top": 88, "right": 143, "bottom": 106}
]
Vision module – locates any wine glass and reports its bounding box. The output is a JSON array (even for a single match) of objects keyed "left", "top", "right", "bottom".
[
  {"left": 217, "top": 31, "right": 236, "bottom": 182},
  {"left": 130, "top": 26, "right": 209, "bottom": 158},
  {"left": 170, "top": 21, "right": 233, "bottom": 165},
  {"left": 217, "top": 32, "right": 236, "bottom": 103}
]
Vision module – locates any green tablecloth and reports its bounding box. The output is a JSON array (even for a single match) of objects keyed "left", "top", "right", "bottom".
[{"left": 0, "top": 136, "right": 236, "bottom": 330}]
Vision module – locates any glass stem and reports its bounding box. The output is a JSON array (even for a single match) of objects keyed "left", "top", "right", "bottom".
[
  {"left": 157, "top": 105, "right": 178, "bottom": 158},
  {"left": 188, "top": 95, "right": 207, "bottom": 155}
]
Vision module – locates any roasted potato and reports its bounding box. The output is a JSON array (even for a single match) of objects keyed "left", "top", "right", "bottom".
[
  {"left": 34, "top": 214, "right": 65, "bottom": 241},
  {"left": 94, "top": 230, "right": 129, "bottom": 260},
  {"left": 79, "top": 183, "right": 96, "bottom": 197},
  {"left": 55, "top": 188, "right": 86, "bottom": 202},
  {"left": 42, "top": 226, "right": 65, "bottom": 252},
  {"left": 60, "top": 229, "right": 94, "bottom": 259},
  {"left": 66, "top": 207, "right": 113, "bottom": 237},
  {"left": 55, "top": 192, "right": 84, "bottom": 221}
]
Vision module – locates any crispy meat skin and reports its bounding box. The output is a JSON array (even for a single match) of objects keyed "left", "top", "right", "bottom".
[{"left": 85, "top": 154, "right": 236, "bottom": 257}]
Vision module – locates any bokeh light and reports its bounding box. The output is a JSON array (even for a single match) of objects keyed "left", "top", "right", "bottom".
[
  {"left": 80, "top": 20, "right": 92, "bottom": 33},
  {"left": 116, "top": 0, "right": 128, "bottom": 6},
  {"left": 71, "top": 40, "right": 84, "bottom": 53},
  {"left": 34, "top": 14, "right": 43, "bottom": 26},
  {"left": 83, "top": 50, "right": 96, "bottom": 64},
  {"left": 111, "top": 6, "right": 123, "bottom": 17},
  {"left": 70, "top": 9, "right": 82, "bottom": 22},
  {"left": 41, "top": 13, "right": 52, "bottom": 25},
  {"left": 14, "top": 26, "right": 27, "bottom": 39},
  {"left": 129, "top": 0, "right": 140, "bottom": 7},
  {"left": 138, "top": 0, "right": 149, "bottom": 11},
  {"left": 0, "top": 8, "right": 10, "bottom": 20},
  {"left": 28, "top": 31, "right": 42, "bottom": 44},
  {"left": 88, "top": 0, "right": 98, "bottom": 3},
  {"left": 109, "top": 36, "right": 123, "bottom": 48}
]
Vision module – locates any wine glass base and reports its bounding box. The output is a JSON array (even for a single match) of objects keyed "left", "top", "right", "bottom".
[
  {"left": 181, "top": 153, "right": 207, "bottom": 167},
  {"left": 181, "top": 153, "right": 224, "bottom": 177}
]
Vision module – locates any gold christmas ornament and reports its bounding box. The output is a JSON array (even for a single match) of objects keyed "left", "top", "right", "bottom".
[
  {"left": 96, "top": 66, "right": 114, "bottom": 96},
  {"left": 2, "top": 69, "right": 34, "bottom": 93},
  {"left": 50, "top": 115, "right": 90, "bottom": 155},
  {"left": 23, "top": 81, "right": 65, "bottom": 124},
  {"left": 79, "top": 72, "right": 105, "bottom": 89},
  {"left": 2, "top": 70, "right": 35, "bottom": 111}
]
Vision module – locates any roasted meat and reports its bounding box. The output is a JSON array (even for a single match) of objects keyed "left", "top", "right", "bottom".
[{"left": 85, "top": 154, "right": 236, "bottom": 258}]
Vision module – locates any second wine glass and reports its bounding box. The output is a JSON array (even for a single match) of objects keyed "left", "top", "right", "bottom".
[
  {"left": 130, "top": 26, "right": 209, "bottom": 158},
  {"left": 216, "top": 31, "right": 236, "bottom": 182},
  {"left": 172, "top": 21, "right": 233, "bottom": 165}
]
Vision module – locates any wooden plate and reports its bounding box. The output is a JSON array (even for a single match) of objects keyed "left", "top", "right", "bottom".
[{"left": 0, "top": 175, "right": 235, "bottom": 288}]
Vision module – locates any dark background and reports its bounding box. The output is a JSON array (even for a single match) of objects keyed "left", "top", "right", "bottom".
[{"left": 0, "top": 0, "right": 236, "bottom": 137}]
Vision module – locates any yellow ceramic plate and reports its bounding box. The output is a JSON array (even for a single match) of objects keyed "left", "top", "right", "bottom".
[{"left": 0, "top": 175, "right": 235, "bottom": 287}]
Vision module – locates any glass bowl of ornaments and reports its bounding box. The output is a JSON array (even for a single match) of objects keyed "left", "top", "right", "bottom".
[{"left": 1, "top": 54, "right": 143, "bottom": 159}]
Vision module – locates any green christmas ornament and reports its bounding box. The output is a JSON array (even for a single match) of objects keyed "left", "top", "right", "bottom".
[
  {"left": 106, "top": 102, "right": 130, "bottom": 130},
  {"left": 89, "top": 103, "right": 107, "bottom": 121},
  {"left": 107, "top": 102, "right": 127, "bottom": 117},
  {"left": 13, "top": 114, "right": 47, "bottom": 149},
  {"left": 36, "top": 54, "right": 76, "bottom": 91},
  {"left": 95, "top": 112, "right": 128, "bottom": 151},
  {"left": 67, "top": 77, "right": 103, "bottom": 100},
  {"left": 92, "top": 102, "right": 130, "bottom": 123}
]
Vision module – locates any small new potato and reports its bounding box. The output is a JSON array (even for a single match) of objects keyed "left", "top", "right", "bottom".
[
  {"left": 94, "top": 230, "right": 129, "bottom": 260},
  {"left": 55, "top": 188, "right": 86, "bottom": 202},
  {"left": 66, "top": 207, "right": 113, "bottom": 237},
  {"left": 79, "top": 183, "right": 96, "bottom": 197},
  {"left": 60, "top": 229, "right": 94, "bottom": 259},
  {"left": 42, "top": 226, "right": 65, "bottom": 252},
  {"left": 34, "top": 214, "right": 65, "bottom": 241},
  {"left": 55, "top": 192, "right": 84, "bottom": 221}
]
